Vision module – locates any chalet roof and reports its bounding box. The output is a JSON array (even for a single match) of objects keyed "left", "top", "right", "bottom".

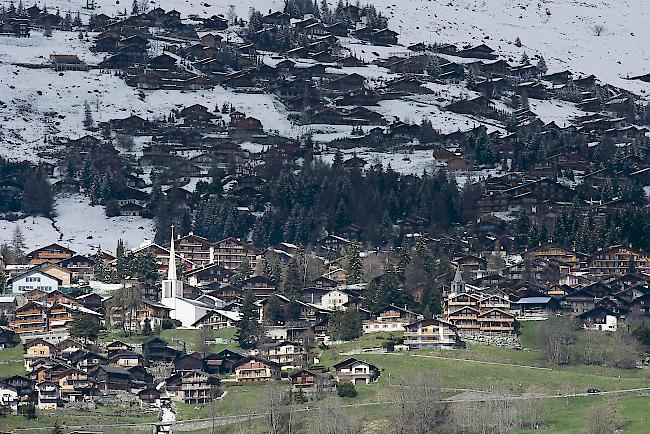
[
  {"left": 50, "top": 54, "right": 85, "bottom": 64},
  {"left": 577, "top": 305, "right": 616, "bottom": 319},
  {"left": 406, "top": 317, "right": 457, "bottom": 330},
  {"left": 27, "top": 243, "right": 76, "bottom": 258},
  {"left": 332, "top": 357, "right": 379, "bottom": 371},
  {"left": 96, "top": 365, "right": 131, "bottom": 376},
  {"left": 514, "top": 296, "right": 552, "bottom": 304},
  {"left": 9, "top": 268, "right": 63, "bottom": 285},
  {"left": 234, "top": 355, "right": 281, "bottom": 369}
]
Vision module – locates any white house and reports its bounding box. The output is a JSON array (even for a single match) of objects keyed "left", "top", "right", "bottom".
[
  {"left": 10, "top": 269, "right": 61, "bottom": 294},
  {"left": 332, "top": 358, "right": 380, "bottom": 385},
  {"left": 0, "top": 381, "right": 18, "bottom": 414},
  {"left": 320, "top": 289, "right": 352, "bottom": 310}
]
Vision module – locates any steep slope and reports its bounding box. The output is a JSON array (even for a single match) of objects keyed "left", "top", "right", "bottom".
[
  {"left": 375, "top": 0, "right": 650, "bottom": 92},
  {"left": 31, "top": 0, "right": 650, "bottom": 92}
]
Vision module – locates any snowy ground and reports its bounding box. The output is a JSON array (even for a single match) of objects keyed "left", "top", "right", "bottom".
[
  {"left": 0, "top": 31, "right": 293, "bottom": 162},
  {"left": 0, "top": 194, "right": 154, "bottom": 254},
  {"left": 376, "top": 96, "right": 505, "bottom": 134},
  {"left": 373, "top": 0, "right": 650, "bottom": 95},
  {"left": 318, "top": 146, "right": 436, "bottom": 176},
  {"left": 2, "top": 0, "right": 650, "bottom": 249},
  {"left": 527, "top": 98, "right": 585, "bottom": 127},
  {"left": 2, "top": 0, "right": 648, "bottom": 92}
]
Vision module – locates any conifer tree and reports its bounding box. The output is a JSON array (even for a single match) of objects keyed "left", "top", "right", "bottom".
[
  {"left": 22, "top": 169, "right": 54, "bottom": 217},
  {"left": 83, "top": 101, "right": 94, "bottom": 129},
  {"left": 116, "top": 239, "right": 125, "bottom": 279},
  {"left": 93, "top": 247, "right": 106, "bottom": 281},
  {"left": 286, "top": 298, "right": 302, "bottom": 321},
  {"left": 235, "top": 291, "right": 264, "bottom": 349},
  {"left": 232, "top": 258, "right": 252, "bottom": 286},
  {"left": 10, "top": 226, "right": 26, "bottom": 264},
  {"left": 344, "top": 245, "right": 362, "bottom": 284},
  {"left": 265, "top": 294, "right": 285, "bottom": 325},
  {"left": 281, "top": 259, "right": 301, "bottom": 297}
]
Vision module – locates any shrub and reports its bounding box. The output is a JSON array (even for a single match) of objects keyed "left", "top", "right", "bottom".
[{"left": 337, "top": 381, "right": 357, "bottom": 398}]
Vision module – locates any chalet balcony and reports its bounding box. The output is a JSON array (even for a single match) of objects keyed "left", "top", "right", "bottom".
[
  {"left": 405, "top": 337, "right": 457, "bottom": 344},
  {"left": 14, "top": 318, "right": 46, "bottom": 324},
  {"left": 182, "top": 385, "right": 211, "bottom": 391},
  {"left": 480, "top": 326, "right": 514, "bottom": 332},
  {"left": 449, "top": 315, "right": 477, "bottom": 320}
]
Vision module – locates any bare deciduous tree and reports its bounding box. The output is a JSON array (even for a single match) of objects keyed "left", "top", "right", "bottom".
[
  {"left": 310, "top": 401, "right": 363, "bottom": 434},
  {"left": 262, "top": 384, "right": 289, "bottom": 434},
  {"left": 362, "top": 253, "right": 386, "bottom": 282},
  {"left": 448, "top": 384, "right": 544, "bottom": 433},
  {"left": 393, "top": 373, "right": 447, "bottom": 434},
  {"left": 593, "top": 24, "right": 605, "bottom": 36},
  {"left": 537, "top": 316, "right": 577, "bottom": 365},
  {"left": 581, "top": 401, "right": 624, "bottom": 434}
]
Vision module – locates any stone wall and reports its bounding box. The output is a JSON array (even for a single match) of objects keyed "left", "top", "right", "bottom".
[{"left": 459, "top": 331, "right": 521, "bottom": 349}]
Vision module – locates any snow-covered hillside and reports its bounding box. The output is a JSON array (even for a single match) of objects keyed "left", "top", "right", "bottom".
[
  {"left": 2, "top": 0, "right": 650, "bottom": 251},
  {"left": 0, "top": 32, "right": 292, "bottom": 162},
  {"left": 13, "top": 0, "right": 650, "bottom": 93},
  {"left": 375, "top": 0, "right": 650, "bottom": 93},
  {"left": 0, "top": 194, "right": 154, "bottom": 254}
]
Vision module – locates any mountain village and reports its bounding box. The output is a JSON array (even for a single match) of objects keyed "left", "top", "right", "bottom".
[{"left": 1, "top": 0, "right": 650, "bottom": 432}]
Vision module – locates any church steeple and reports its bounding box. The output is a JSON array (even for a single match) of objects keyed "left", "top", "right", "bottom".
[
  {"left": 161, "top": 224, "right": 183, "bottom": 300},
  {"left": 167, "top": 224, "right": 177, "bottom": 281},
  {"left": 451, "top": 266, "right": 465, "bottom": 295}
]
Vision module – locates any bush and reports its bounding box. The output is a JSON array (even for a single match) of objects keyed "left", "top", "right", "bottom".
[
  {"left": 105, "top": 200, "right": 121, "bottom": 217},
  {"left": 337, "top": 381, "right": 357, "bottom": 398},
  {"left": 22, "top": 403, "right": 37, "bottom": 419},
  {"left": 161, "top": 319, "right": 181, "bottom": 330}
]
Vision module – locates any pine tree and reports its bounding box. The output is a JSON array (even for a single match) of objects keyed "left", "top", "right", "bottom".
[
  {"left": 332, "top": 149, "right": 344, "bottom": 167},
  {"left": 235, "top": 291, "right": 264, "bottom": 349},
  {"left": 142, "top": 318, "right": 153, "bottom": 335},
  {"left": 73, "top": 10, "right": 82, "bottom": 27},
  {"left": 344, "top": 245, "right": 362, "bottom": 284},
  {"left": 340, "top": 309, "right": 362, "bottom": 341},
  {"left": 93, "top": 247, "right": 106, "bottom": 281},
  {"left": 70, "top": 312, "right": 100, "bottom": 343},
  {"left": 231, "top": 258, "right": 252, "bottom": 286},
  {"left": 116, "top": 239, "right": 125, "bottom": 278},
  {"left": 536, "top": 56, "right": 548, "bottom": 75},
  {"left": 0, "top": 270, "right": 6, "bottom": 295},
  {"left": 281, "top": 259, "right": 301, "bottom": 297},
  {"left": 22, "top": 169, "right": 54, "bottom": 217},
  {"left": 10, "top": 226, "right": 26, "bottom": 264},
  {"left": 62, "top": 11, "right": 72, "bottom": 30},
  {"left": 286, "top": 298, "right": 302, "bottom": 321},
  {"left": 264, "top": 294, "right": 285, "bottom": 325},
  {"left": 83, "top": 101, "right": 94, "bottom": 129},
  {"left": 320, "top": 0, "right": 332, "bottom": 22}
]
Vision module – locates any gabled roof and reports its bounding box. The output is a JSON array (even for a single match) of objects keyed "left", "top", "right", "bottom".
[
  {"left": 26, "top": 243, "right": 76, "bottom": 258},
  {"left": 234, "top": 355, "right": 281, "bottom": 369},
  {"left": 332, "top": 357, "right": 379, "bottom": 371},
  {"left": 477, "top": 308, "right": 515, "bottom": 318}
]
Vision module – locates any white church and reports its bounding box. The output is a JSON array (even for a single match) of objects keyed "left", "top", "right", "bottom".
[{"left": 160, "top": 226, "right": 240, "bottom": 329}]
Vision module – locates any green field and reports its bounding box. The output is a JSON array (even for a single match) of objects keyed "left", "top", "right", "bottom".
[{"left": 1, "top": 323, "right": 649, "bottom": 433}]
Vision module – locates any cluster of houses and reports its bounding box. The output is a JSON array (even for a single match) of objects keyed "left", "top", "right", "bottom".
[
  {"left": 444, "top": 243, "right": 650, "bottom": 333},
  {"left": 0, "top": 330, "right": 382, "bottom": 414},
  {"left": 4, "top": 226, "right": 650, "bottom": 355}
]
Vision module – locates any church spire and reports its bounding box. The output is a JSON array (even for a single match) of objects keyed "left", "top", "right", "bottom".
[{"left": 167, "top": 224, "right": 177, "bottom": 281}]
